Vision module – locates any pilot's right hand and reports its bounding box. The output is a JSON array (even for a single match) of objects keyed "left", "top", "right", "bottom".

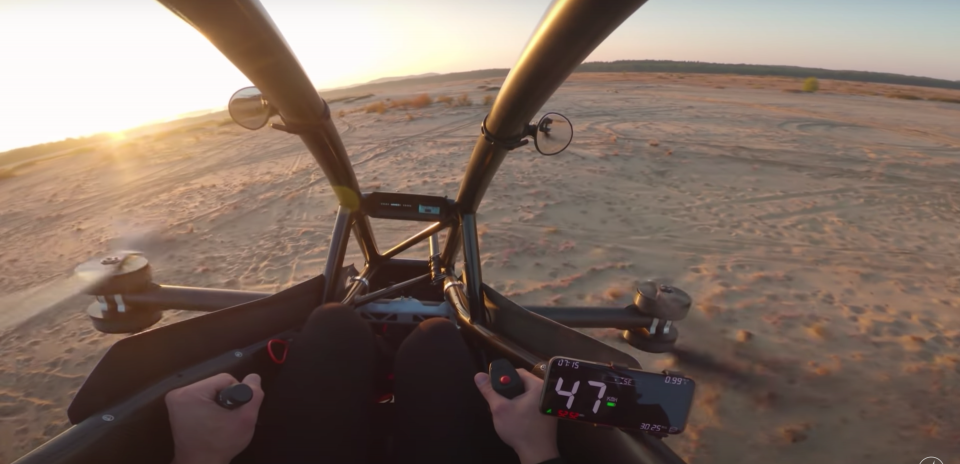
[
  {"left": 165, "top": 373, "right": 264, "bottom": 464},
  {"left": 475, "top": 369, "right": 560, "bottom": 464}
]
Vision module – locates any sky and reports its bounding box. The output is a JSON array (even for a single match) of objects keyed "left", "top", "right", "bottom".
[{"left": 1, "top": 0, "right": 958, "bottom": 153}]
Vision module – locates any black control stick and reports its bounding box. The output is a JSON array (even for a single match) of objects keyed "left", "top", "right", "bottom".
[
  {"left": 216, "top": 383, "right": 253, "bottom": 410},
  {"left": 488, "top": 359, "right": 525, "bottom": 399}
]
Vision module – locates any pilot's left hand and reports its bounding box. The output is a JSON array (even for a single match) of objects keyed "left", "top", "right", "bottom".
[{"left": 165, "top": 373, "right": 264, "bottom": 464}]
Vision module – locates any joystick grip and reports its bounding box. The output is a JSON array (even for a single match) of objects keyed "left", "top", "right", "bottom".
[
  {"left": 488, "top": 359, "right": 525, "bottom": 399},
  {"left": 216, "top": 383, "right": 253, "bottom": 410}
]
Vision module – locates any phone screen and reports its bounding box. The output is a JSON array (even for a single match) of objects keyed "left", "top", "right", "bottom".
[{"left": 539, "top": 357, "right": 695, "bottom": 434}]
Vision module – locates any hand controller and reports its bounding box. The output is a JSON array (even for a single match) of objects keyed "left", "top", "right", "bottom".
[
  {"left": 215, "top": 383, "right": 253, "bottom": 410},
  {"left": 488, "top": 359, "right": 525, "bottom": 399}
]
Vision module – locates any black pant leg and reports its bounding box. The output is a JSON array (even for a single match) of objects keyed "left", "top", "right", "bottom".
[
  {"left": 393, "top": 318, "right": 519, "bottom": 464},
  {"left": 244, "top": 303, "right": 377, "bottom": 464}
]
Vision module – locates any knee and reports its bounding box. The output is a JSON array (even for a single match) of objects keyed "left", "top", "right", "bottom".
[
  {"left": 396, "top": 318, "right": 474, "bottom": 377},
  {"left": 304, "top": 302, "right": 357, "bottom": 328},
  {"left": 404, "top": 317, "right": 461, "bottom": 351},
  {"left": 416, "top": 317, "right": 458, "bottom": 337}
]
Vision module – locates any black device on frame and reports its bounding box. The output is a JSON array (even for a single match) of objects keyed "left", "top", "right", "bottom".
[{"left": 539, "top": 357, "right": 696, "bottom": 434}]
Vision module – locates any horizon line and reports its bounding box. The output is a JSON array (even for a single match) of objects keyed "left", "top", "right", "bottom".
[{"left": 3, "top": 58, "right": 958, "bottom": 154}]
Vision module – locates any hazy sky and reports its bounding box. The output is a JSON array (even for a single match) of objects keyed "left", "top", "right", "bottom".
[{"left": 1, "top": 0, "right": 958, "bottom": 152}]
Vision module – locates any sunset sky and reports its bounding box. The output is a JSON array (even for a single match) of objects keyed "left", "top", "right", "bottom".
[{"left": 1, "top": 0, "right": 958, "bottom": 152}]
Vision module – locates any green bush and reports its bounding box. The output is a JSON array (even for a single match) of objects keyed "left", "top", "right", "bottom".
[{"left": 802, "top": 77, "right": 820, "bottom": 92}]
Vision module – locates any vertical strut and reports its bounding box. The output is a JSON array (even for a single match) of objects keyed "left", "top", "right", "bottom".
[
  {"left": 428, "top": 233, "right": 442, "bottom": 282},
  {"left": 460, "top": 213, "right": 484, "bottom": 323},
  {"left": 323, "top": 206, "right": 353, "bottom": 303}
]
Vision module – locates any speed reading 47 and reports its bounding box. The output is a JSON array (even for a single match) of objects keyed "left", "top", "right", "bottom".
[{"left": 554, "top": 378, "right": 609, "bottom": 413}]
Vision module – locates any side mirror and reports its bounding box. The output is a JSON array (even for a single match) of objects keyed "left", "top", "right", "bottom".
[
  {"left": 481, "top": 112, "right": 573, "bottom": 154},
  {"left": 533, "top": 112, "right": 572, "bottom": 156},
  {"left": 228, "top": 87, "right": 276, "bottom": 130}
]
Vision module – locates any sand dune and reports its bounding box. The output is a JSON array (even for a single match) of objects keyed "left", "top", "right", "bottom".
[{"left": 2, "top": 74, "right": 960, "bottom": 462}]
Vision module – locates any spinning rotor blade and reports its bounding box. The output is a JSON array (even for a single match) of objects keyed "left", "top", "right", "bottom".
[
  {"left": 670, "top": 346, "right": 756, "bottom": 383},
  {"left": 0, "top": 252, "right": 144, "bottom": 331},
  {"left": 665, "top": 312, "right": 791, "bottom": 393},
  {"left": 628, "top": 277, "right": 772, "bottom": 387}
]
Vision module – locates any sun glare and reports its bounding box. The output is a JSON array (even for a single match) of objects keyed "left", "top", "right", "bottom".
[
  {"left": 0, "top": 0, "right": 541, "bottom": 152},
  {"left": 3, "top": 0, "right": 957, "bottom": 153}
]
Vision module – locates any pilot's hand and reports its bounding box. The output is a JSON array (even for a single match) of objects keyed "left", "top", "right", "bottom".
[
  {"left": 165, "top": 373, "right": 264, "bottom": 464},
  {"left": 475, "top": 369, "right": 559, "bottom": 464}
]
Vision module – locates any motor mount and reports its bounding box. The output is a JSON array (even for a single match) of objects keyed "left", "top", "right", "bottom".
[
  {"left": 622, "top": 281, "right": 691, "bottom": 353},
  {"left": 78, "top": 254, "right": 162, "bottom": 334}
]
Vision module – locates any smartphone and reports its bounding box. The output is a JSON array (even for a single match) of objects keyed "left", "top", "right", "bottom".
[{"left": 539, "top": 356, "right": 695, "bottom": 434}]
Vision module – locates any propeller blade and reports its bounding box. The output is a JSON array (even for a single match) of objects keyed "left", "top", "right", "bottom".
[
  {"left": 670, "top": 346, "right": 755, "bottom": 383},
  {"left": 0, "top": 252, "right": 142, "bottom": 331}
]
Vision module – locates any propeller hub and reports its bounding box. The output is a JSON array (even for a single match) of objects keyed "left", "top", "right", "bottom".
[{"left": 76, "top": 254, "right": 153, "bottom": 296}]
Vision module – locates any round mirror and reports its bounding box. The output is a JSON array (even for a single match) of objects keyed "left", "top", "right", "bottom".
[
  {"left": 228, "top": 87, "right": 272, "bottom": 130},
  {"left": 534, "top": 112, "right": 573, "bottom": 156}
]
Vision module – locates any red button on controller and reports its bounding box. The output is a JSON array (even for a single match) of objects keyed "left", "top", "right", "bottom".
[{"left": 499, "top": 375, "right": 511, "bottom": 385}]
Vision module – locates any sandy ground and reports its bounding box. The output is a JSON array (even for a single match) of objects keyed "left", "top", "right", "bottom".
[{"left": 2, "top": 73, "right": 960, "bottom": 463}]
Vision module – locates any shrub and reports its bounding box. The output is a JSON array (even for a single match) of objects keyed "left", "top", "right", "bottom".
[
  {"left": 802, "top": 77, "right": 820, "bottom": 92},
  {"left": 364, "top": 101, "right": 387, "bottom": 114},
  {"left": 456, "top": 93, "right": 472, "bottom": 106},
  {"left": 929, "top": 96, "right": 960, "bottom": 104},
  {"left": 68, "top": 145, "right": 97, "bottom": 155},
  {"left": 0, "top": 167, "right": 16, "bottom": 181},
  {"left": 436, "top": 95, "right": 453, "bottom": 106},
  {"left": 410, "top": 93, "right": 433, "bottom": 109},
  {"left": 329, "top": 93, "right": 374, "bottom": 104},
  {"left": 482, "top": 95, "right": 494, "bottom": 106},
  {"left": 886, "top": 93, "right": 921, "bottom": 100}
]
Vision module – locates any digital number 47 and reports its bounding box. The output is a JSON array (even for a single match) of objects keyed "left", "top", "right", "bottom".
[{"left": 555, "top": 377, "right": 607, "bottom": 414}]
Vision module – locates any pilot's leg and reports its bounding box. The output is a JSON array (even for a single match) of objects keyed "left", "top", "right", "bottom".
[
  {"left": 243, "top": 303, "right": 377, "bottom": 464},
  {"left": 393, "top": 318, "right": 519, "bottom": 464}
]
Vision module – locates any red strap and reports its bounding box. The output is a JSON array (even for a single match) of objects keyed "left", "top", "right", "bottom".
[{"left": 268, "top": 339, "right": 289, "bottom": 364}]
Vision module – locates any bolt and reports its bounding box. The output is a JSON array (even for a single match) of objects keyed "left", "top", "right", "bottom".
[
  {"left": 102, "top": 414, "right": 115, "bottom": 422},
  {"left": 101, "top": 256, "right": 121, "bottom": 265},
  {"left": 234, "top": 351, "right": 243, "bottom": 358}
]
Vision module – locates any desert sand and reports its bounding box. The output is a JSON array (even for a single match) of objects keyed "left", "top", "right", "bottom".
[{"left": 2, "top": 73, "right": 960, "bottom": 463}]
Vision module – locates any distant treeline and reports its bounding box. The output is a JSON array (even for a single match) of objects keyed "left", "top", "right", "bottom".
[
  {"left": 576, "top": 60, "right": 960, "bottom": 91},
  {"left": 321, "top": 69, "right": 511, "bottom": 100},
  {"left": 330, "top": 60, "right": 960, "bottom": 97}
]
